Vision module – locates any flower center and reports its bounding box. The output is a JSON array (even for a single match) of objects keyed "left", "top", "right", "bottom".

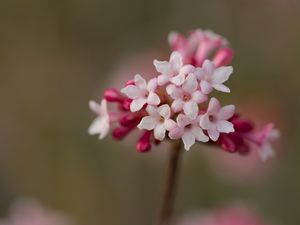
[
  {"left": 159, "top": 116, "right": 165, "bottom": 123},
  {"left": 209, "top": 115, "right": 215, "bottom": 122},
  {"left": 183, "top": 93, "right": 191, "bottom": 102}
]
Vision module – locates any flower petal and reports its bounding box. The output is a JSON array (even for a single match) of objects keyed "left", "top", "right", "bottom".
[
  {"left": 130, "top": 98, "right": 147, "bottom": 112},
  {"left": 177, "top": 114, "right": 192, "bottom": 127},
  {"left": 212, "top": 84, "right": 230, "bottom": 93},
  {"left": 157, "top": 74, "right": 171, "bottom": 86},
  {"left": 170, "top": 51, "right": 183, "bottom": 72},
  {"left": 183, "top": 101, "right": 199, "bottom": 119},
  {"left": 134, "top": 74, "right": 147, "bottom": 89},
  {"left": 88, "top": 117, "right": 109, "bottom": 139},
  {"left": 171, "top": 99, "right": 184, "bottom": 112},
  {"left": 158, "top": 104, "right": 171, "bottom": 119},
  {"left": 137, "top": 116, "right": 156, "bottom": 130},
  {"left": 170, "top": 73, "right": 185, "bottom": 86},
  {"left": 207, "top": 97, "right": 220, "bottom": 114},
  {"left": 147, "top": 78, "right": 158, "bottom": 92},
  {"left": 153, "top": 60, "right": 172, "bottom": 75},
  {"left": 218, "top": 105, "right": 235, "bottom": 120},
  {"left": 121, "top": 85, "right": 141, "bottom": 99},
  {"left": 202, "top": 59, "right": 215, "bottom": 75},
  {"left": 208, "top": 128, "right": 220, "bottom": 141},
  {"left": 258, "top": 142, "right": 275, "bottom": 161},
  {"left": 199, "top": 114, "right": 213, "bottom": 130},
  {"left": 164, "top": 119, "right": 177, "bottom": 131},
  {"left": 211, "top": 66, "right": 233, "bottom": 84},
  {"left": 192, "top": 91, "right": 207, "bottom": 104},
  {"left": 147, "top": 92, "right": 160, "bottom": 105},
  {"left": 192, "top": 127, "right": 209, "bottom": 142},
  {"left": 89, "top": 100, "right": 101, "bottom": 115},
  {"left": 182, "top": 132, "right": 196, "bottom": 150},
  {"left": 182, "top": 73, "right": 198, "bottom": 93},
  {"left": 216, "top": 120, "right": 234, "bottom": 133},
  {"left": 200, "top": 80, "right": 213, "bottom": 94},
  {"left": 154, "top": 124, "right": 166, "bottom": 141},
  {"left": 169, "top": 127, "right": 184, "bottom": 139}
]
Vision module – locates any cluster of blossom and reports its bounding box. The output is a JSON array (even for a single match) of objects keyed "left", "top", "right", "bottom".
[
  {"left": 176, "top": 204, "right": 272, "bottom": 225},
  {"left": 0, "top": 199, "right": 76, "bottom": 225},
  {"left": 89, "top": 29, "right": 279, "bottom": 160}
]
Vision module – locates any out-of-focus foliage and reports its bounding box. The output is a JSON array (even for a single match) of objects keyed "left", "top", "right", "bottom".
[{"left": 0, "top": 0, "right": 299, "bottom": 225}]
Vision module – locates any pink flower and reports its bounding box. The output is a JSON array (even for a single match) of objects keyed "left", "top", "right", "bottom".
[
  {"left": 121, "top": 74, "right": 160, "bottom": 112},
  {"left": 200, "top": 98, "right": 235, "bottom": 141},
  {"left": 88, "top": 99, "right": 110, "bottom": 139},
  {"left": 138, "top": 105, "right": 176, "bottom": 141},
  {"left": 195, "top": 60, "right": 233, "bottom": 94},
  {"left": 167, "top": 73, "right": 207, "bottom": 119},
  {"left": 0, "top": 198, "right": 76, "bottom": 225},
  {"left": 169, "top": 114, "right": 209, "bottom": 150},
  {"left": 246, "top": 123, "right": 280, "bottom": 161},
  {"left": 177, "top": 205, "right": 272, "bottom": 225},
  {"left": 154, "top": 51, "right": 194, "bottom": 86}
]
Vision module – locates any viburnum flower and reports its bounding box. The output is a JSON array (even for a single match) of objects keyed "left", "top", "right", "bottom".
[
  {"left": 88, "top": 28, "right": 280, "bottom": 225},
  {"left": 200, "top": 97, "right": 235, "bottom": 141},
  {"left": 169, "top": 114, "right": 209, "bottom": 150}
]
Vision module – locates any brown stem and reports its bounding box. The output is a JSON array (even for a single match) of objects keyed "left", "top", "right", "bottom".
[{"left": 156, "top": 141, "right": 182, "bottom": 225}]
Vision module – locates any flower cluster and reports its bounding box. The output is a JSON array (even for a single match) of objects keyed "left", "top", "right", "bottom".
[{"left": 89, "top": 29, "right": 279, "bottom": 160}]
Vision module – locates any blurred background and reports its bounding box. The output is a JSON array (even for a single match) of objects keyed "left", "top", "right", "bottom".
[{"left": 0, "top": 0, "right": 300, "bottom": 224}]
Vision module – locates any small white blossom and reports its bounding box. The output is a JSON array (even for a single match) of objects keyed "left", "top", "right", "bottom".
[
  {"left": 88, "top": 99, "right": 110, "bottom": 139},
  {"left": 200, "top": 97, "right": 235, "bottom": 141},
  {"left": 137, "top": 105, "right": 176, "bottom": 141},
  {"left": 121, "top": 75, "right": 160, "bottom": 112}
]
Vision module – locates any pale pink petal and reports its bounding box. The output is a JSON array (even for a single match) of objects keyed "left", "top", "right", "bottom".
[
  {"left": 218, "top": 105, "right": 235, "bottom": 120},
  {"left": 147, "top": 92, "right": 160, "bottom": 105},
  {"left": 164, "top": 119, "right": 177, "bottom": 131},
  {"left": 192, "top": 127, "right": 209, "bottom": 142},
  {"left": 208, "top": 128, "right": 220, "bottom": 141},
  {"left": 199, "top": 114, "right": 213, "bottom": 130},
  {"left": 88, "top": 118, "right": 109, "bottom": 139},
  {"left": 202, "top": 59, "right": 215, "bottom": 75},
  {"left": 146, "top": 105, "right": 159, "bottom": 117},
  {"left": 130, "top": 98, "right": 147, "bottom": 112},
  {"left": 182, "top": 132, "right": 196, "bottom": 150},
  {"left": 177, "top": 114, "right": 192, "bottom": 127},
  {"left": 258, "top": 142, "right": 275, "bottom": 161},
  {"left": 171, "top": 99, "right": 184, "bottom": 112},
  {"left": 137, "top": 116, "right": 156, "bottom": 130},
  {"left": 134, "top": 74, "right": 147, "bottom": 89},
  {"left": 180, "top": 65, "right": 195, "bottom": 74},
  {"left": 170, "top": 51, "right": 183, "bottom": 72},
  {"left": 169, "top": 127, "right": 184, "bottom": 139},
  {"left": 89, "top": 100, "right": 101, "bottom": 115},
  {"left": 167, "top": 85, "right": 183, "bottom": 99},
  {"left": 191, "top": 91, "right": 207, "bottom": 104},
  {"left": 170, "top": 73, "right": 185, "bottom": 86},
  {"left": 212, "top": 84, "right": 230, "bottom": 93},
  {"left": 194, "top": 67, "right": 205, "bottom": 80},
  {"left": 211, "top": 66, "right": 233, "bottom": 84},
  {"left": 183, "top": 101, "right": 199, "bottom": 119},
  {"left": 153, "top": 60, "right": 172, "bottom": 74},
  {"left": 157, "top": 74, "right": 171, "bottom": 86},
  {"left": 121, "top": 85, "right": 142, "bottom": 99},
  {"left": 182, "top": 73, "right": 198, "bottom": 93},
  {"left": 147, "top": 78, "right": 158, "bottom": 92},
  {"left": 216, "top": 120, "right": 234, "bottom": 133},
  {"left": 154, "top": 124, "right": 166, "bottom": 141},
  {"left": 200, "top": 80, "right": 213, "bottom": 94},
  {"left": 207, "top": 97, "right": 221, "bottom": 114},
  {"left": 158, "top": 104, "right": 171, "bottom": 119}
]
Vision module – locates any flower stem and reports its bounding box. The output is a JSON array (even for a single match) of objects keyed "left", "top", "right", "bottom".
[{"left": 156, "top": 141, "right": 182, "bottom": 225}]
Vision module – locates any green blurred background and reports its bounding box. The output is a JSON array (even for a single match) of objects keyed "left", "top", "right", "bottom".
[{"left": 0, "top": 0, "right": 300, "bottom": 224}]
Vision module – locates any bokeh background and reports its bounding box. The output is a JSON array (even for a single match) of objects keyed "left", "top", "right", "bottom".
[{"left": 1, "top": 0, "right": 300, "bottom": 224}]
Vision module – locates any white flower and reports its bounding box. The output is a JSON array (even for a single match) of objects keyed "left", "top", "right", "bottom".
[
  {"left": 121, "top": 74, "right": 160, "bottom": 112},
  {"left": 154, "top": 51, "right": 194, "bottom": 86},
  {"left": 169, "top": 114, "right": 209, "bottom": 150},
  {"left": 167, "top": 73, "right": 207, "bottom": 119},
  {"left": 200, "top": 97, "right": 235, "bottom": 141},
  {"left": 194, "top": 59, "right": 233, "bottom": 94},
  {"left": 137, "top": 105, "right": 176, "bottom": 141},
  {"left": 88, "top": 99, "right": 110, "bottom": 139}
]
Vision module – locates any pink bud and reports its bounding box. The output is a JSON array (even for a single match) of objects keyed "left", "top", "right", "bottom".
[
  {"left": 104, "top": 88, "right": 124, "bottom": 102},
  {"left": 120, "top": 114, "right": 141, "bottom": 127},
  {"left": 125, "top": 80, "right": 135, "bottom": 86},
  {"left": 121, "top": 98, "right": 132, "bottom": 111},
  {"left": 213, "top": 47, "right": 234, "bottom": 67},
  {"left": 112, "top": 126, "right": 134, "bottom": 140},
  {"left": 136, "top": 131, "right": 152, "bottom": 153}
]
